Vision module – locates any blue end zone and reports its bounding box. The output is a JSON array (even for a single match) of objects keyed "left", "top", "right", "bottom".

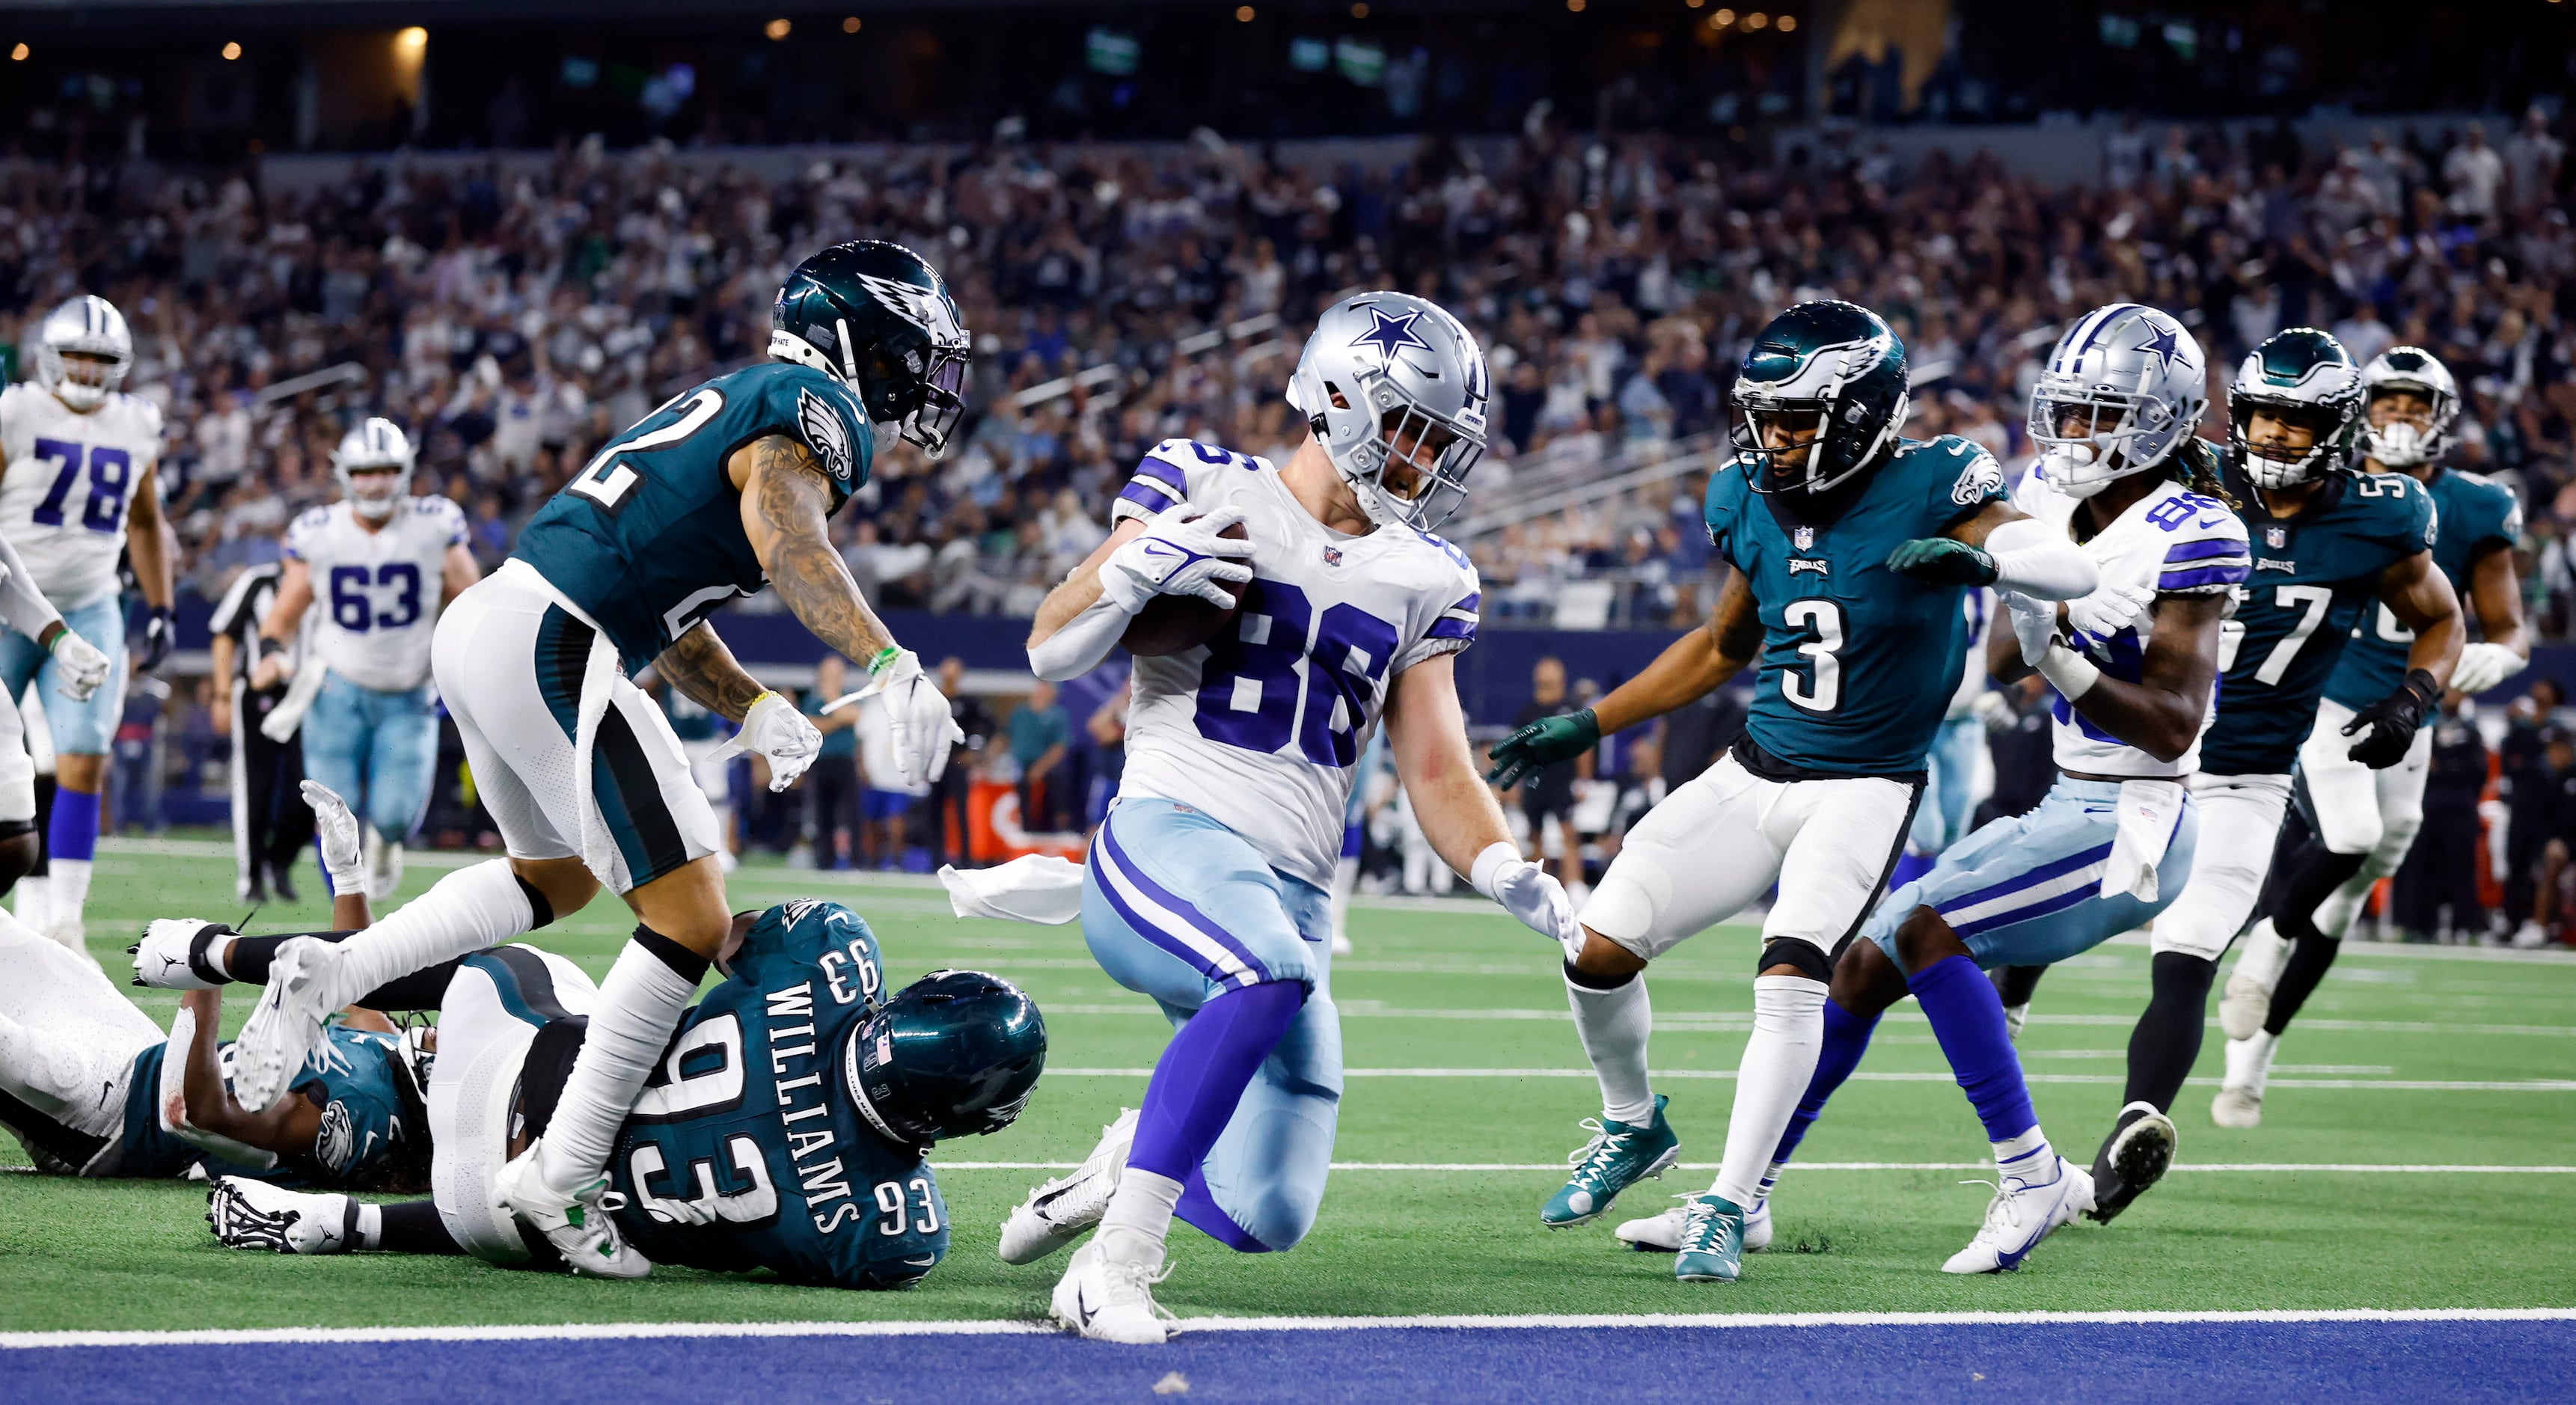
[{"left": 12, "top": 1319, "right": 2572, "bottom": 1405}]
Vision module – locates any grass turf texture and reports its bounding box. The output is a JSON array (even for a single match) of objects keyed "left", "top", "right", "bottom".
[{"left": 4, "top": 837, "right": 2572, "bottom": 1332}]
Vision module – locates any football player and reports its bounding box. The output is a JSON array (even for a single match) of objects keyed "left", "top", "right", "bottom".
[
  {"left": 999, "top": 291, "right": 1573, "bottom": 1342},
  {"left": 4, "top": 783, "right": 422, "bottom": 1190},
  {"left": 218, "top": 240, "right": 970, "bottom": 1278},
  {"left": 1888, "top": 586, "right": 1995, "bottom": 893},
  {"left": 0, "top": 294, "right": 177, "bottom": 954},
  {"left": 1484, "top": 300, "right": 2097, "bottom": 1285},
  {"left": 198, "top": 899, "right": 1044, "bottom": 1290},
  {"left": 2213, "top": 347, "right": 2525, "bottom": 1124},
  {"left": 250, "top": 419, "right": 482, "bottom": 900},
  {"left": 1617, "top": 305, "right": 2245, "bottom": 1273},
  {"left": 2072, "top": 328, "right": 2462, "bottom": 1222}
]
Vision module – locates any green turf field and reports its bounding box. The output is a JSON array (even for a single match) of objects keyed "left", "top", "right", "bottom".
[{"left": 5, "top": 837, "right": 2572, "bottom": 1332}]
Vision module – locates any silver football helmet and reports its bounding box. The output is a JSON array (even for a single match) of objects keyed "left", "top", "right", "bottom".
[
  {"left": 32, "top": 295, "right": 133, "bottom": 412},
  {"left": 332, "top": 417, "right": 415, "bottom": 521},
  {"left": 2028, "top": 303, "right": 2208, "bottom": 500},
  {"left": 1285, "top": 291, "right": 1490, "bottom": 531},
  {"left": 2356, "top": 346, "right": 2459, "bottom": 469}
]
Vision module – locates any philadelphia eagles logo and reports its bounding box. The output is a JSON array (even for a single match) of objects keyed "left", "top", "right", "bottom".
[
  {"left": 798, "top": 388, "right": 856, "bottom": 482},
  {"left": 855, "top": 272, "right": 964, "bottom": 344},
  {"left": 315, "top": 1101, "right": 355, "bottom": 1172},
  {"left": 1948, "top": 446, "right": 2005, "bottom": 506}
]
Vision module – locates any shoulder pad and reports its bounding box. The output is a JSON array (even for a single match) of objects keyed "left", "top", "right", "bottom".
[
  {"left": 1143, "top": 438, "right": 1261, "bottom": 473},
  {"left": 1919, "top": 435, "right": 2006, "bottom": 507},
  {"left": 1414, "top": 528, "right": 1477, "bottom": 578}
]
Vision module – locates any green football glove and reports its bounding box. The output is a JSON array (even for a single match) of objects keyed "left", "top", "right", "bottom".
[
  {"left": 1885, "top": 536, "right": 1998, "bottom": 586},
  {"left": 1484, "top": 708, "right": 1602, "bottom": 789}
]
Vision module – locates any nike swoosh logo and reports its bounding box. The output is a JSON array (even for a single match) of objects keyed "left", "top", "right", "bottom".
[
  {"left": 904, "top": 1255, "right": 938, "bottom": 1267},
  {"left": 1074, "top": 1285, "right": 1095, "bottom": 1327},
  {"left": 1139, "top": 542, "right": 1184, "bottom": 560}
]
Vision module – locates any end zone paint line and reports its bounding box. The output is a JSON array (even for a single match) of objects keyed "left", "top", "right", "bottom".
[
  {"left": 931, "top": 1161, "right": 2576, "bottom": 1174},
  {"left": 1044, "top": 1068, "right": 2576, "bottom": 1091},
  {"left": 11, "top": 1306, "right": 2573, "bottom": 1351}
]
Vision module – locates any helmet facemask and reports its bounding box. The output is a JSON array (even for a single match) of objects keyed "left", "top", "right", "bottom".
[
  {"left": 1731, "top": 383, "right": 1909, "bottom": 497},
  {"left": 2029, "top": 379, "right": 2181, "bottom": 499},
  {"left": 37, "top": 347, "right": 128, "bottom": 413},
  {"left": 2359, "top": 385, "right": 2453, "bottom": 469},
  {"left": 1307, "top": 378, "right": 1484, "bottom": 531},
  {"left": 2232, "top": 397, "right": 2351, "bottom": 489},
  {"left": 333, "top": 418, "right": 416, "bottom": 521}
]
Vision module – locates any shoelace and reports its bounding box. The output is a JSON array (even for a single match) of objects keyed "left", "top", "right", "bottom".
[
  {"left": 1677, "top": 1199, "right": 1731, "bottom": 1253},
  {"left": 1959, "top": 1176, "right": 2036, "bottom": 1242},
  {"left": 1104, "top": 1256, "right": 1180, "bottom": 1326},
  {"left": 1564, "top": 1118, "right": 1635, "bottom": 1189}
]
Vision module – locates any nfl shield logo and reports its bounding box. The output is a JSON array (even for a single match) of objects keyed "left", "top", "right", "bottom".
[
  {"left": 2265, "top": 526, "right": 2286, "bottom": 548},
  {"left": 1793, "top": 527, "right": 1815, "bottom": 551},
  {"left": 1322, "top": 545, "right": 1343, "bottom": 566}
]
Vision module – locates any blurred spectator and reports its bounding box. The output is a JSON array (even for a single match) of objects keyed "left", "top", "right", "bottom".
[
  {"left": 1974, "top": 676, "right": 2059, "bottom": 827},
  {"left": 2390, "top": 705, "right": 2489, "bottom": 942},
  {"left": 801, "top": 654, "right": 860, "bottom": 870},
  {"left": 1511, "top": 657, "right": 1587, "bottom": 887},
  {"left": 854, "top": 691, "right": 930, "bottom": 872},
  {"left": 2502, "top": 680, "right": 2567, "bottom": 932},
  {"left": 934, "top": 657, "right": 994, "bottom": 866},
  {"left": 1008, "top": 679, "right": 1071, "bottom": 833}
]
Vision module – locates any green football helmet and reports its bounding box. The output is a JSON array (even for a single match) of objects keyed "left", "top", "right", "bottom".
[
  {"left": 1730, "top": 299, "right": 1912, "bottom": 498},
  {"left": 847, "top": 969, "right": 1047, "bottom": 1146},
  {"left": 771, "top": 239, "right": 973, "bottom": 457},
  {"left": 2229, "top": 328, "right": 2364, "bottom": 489}
]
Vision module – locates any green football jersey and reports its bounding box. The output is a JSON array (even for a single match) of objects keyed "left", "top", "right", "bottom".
[
  {"left": 2324, "top": 467, "right": 2520, "bottom": 709},
  {"left": 1704, "top": 434, "right": 2009, "bottom": 776},
  {"left": 513, "top": 361, "right": 875, "bottom": 673},
  {"left": 2203, "top": 465, "right": 2438, "bottom": 777},
  {"left": 608, "top": 899, "right": 948, "bottom": 1290}
]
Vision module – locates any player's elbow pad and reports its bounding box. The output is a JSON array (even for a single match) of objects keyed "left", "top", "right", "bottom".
[
  {"left": 1983, "top": 518, "right": 2096, "bottom": 601},
  {"left": 1028, "top": 598, "right": 1128, "bottom": 682}
]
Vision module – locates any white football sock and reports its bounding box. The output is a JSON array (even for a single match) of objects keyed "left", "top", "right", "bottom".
[
  {"left": 536, "top": 934, "right": 703, "bottom": 1190},
  {"left": 2233, "top": 918, "right": 2291, "bottom": 989},
  {"left": 1710, "top": 975, "right": 1826, "bottom": 1208},
  {"left": 2312, "top": 869, "right": 2375, "bottom": 942},
  {"left": 1097, "top": 1166, "right": 1184, "bottom": 1260},
  {"left": 314, "top": 860, "right": 539, "bottom": 1011},
  {"left": 2224, "top": 1029, "right": 2280, "bottom": 1095},
  {"left": 46, "top": 857, "right": 91, "bottom": 932},
  {"left": 1753, "top": 1159, "right": 1786, "bottom": 1209},
  {"left": 1993, "top": 1127, "right": 2057, "bottom": 1183},
  {"left": 1328, "top": 855, "right": 1358, "bottom": 945},
  {"left": 1564, "top": 968, "right": 1656, "bottom": 1127}
]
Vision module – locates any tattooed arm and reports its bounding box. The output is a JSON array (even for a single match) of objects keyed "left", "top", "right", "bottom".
[
  {"left": 652, "top": 621, "right": 768, "bottom": 723},
  {"left": 730, "top": 432, "right": 897, "bottom": 664}
]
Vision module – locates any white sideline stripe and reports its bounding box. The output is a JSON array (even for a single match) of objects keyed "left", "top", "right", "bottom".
[
  {"left": 1044, "top": 1067, "right": 2576, "bottom": 1091},
  {"left": 1049, "top": 1004, "right": 2576, "bottom": 1038},
  {"left": 933, "top": 1161, "right": 2576, "bottom": 1175},
  {"left": 10, "top": 1307, "right": 2572, "bottom": 1350}
]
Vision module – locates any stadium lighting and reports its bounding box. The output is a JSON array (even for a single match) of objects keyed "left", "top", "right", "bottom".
[
  {"left": 7, "top": 43, "right": 24, "bottom": 61},
  {"left": 1236, "top": 4, "right": 1255, "bottom": 20},
  {"left": 1567, "top": 0, "right": 1585, "bottom": 13},
  {"left": 394, "top": 26, "right": 426, "bottom": 55},
  {"left": 1686, "top": 0, "right": 1704, "bottom": 8},
  {"left": 765, "top": 17, "right": 792, "bottom": 40},
  {"left": 1350, "top": 2, "right": 1369, "bottom": 16},
  {"left": 1713, "top": 9, "right": 1737, "bottom": 25},
  {"left": 221, "top": 41, "right": 242, "bottom": 60},
  {"left": 1745, "top": 12, "right": 1768, "bottom": 29},
  {"left": 842, "top": 16, "right": 861, "bottom": 31},
  {"left": 1778, "top": 13, "right": 1796, "bottom": 30}
]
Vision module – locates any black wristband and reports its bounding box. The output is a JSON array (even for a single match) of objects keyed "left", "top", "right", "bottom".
[{"left": 2400, "top": 667, "right": 2442, "bottom": 716}]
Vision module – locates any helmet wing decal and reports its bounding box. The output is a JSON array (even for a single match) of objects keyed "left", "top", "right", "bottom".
[{"left": 855, "top": 272, "right": 963, "bottom": 345}]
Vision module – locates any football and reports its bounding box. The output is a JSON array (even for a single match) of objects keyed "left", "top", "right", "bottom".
[{"left": 1120, "top": 518, "right": 1250, "bottom": 657}]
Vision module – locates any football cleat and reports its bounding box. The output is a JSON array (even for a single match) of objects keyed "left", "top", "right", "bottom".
[
  {"left": 207, "top": 1177, "right": 355, "bottom": 1255},
  {"left": 2219, "top": 918, "right": 2288, "bottom": 1041},
  {"left": 1541, "top": 1094, "right": 1679, "bottom": 1228},
  {"left": 2086, "top": 1101, "right": 2176, "bottom": 1224},
  {"left": 1616, "top": 1193, "right": 1772, "bottom": 1254},
  {"left": 1000, "top": 1107, "right": 1136, "bottom": 1265},
  {"left": 1050, "top": 1238, "right": 1178, "bottom": 1344},
  {"left": 229, "top": 937, "right": 349, "bottom": 1112},
  {"left": 1670, "top": 1194, "right": 1746, "bottom": 1282},
  {"left": 494, "top": 1140, "right": 652, "bottom": 1279},
  {"left": 1943, "top": 1157, "right": 2094, "bottom": 1274},
  {"left": 2210, "top": 1086, "right": 2263, "bottom": 1128},
  {"left": 130, "top": 919, "right": 231, "bottom": 991}
]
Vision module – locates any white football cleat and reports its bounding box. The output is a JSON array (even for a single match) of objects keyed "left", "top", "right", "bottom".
[
  {"left": 1942, "top": 1157, "right": 2095, "bottom": 1274},
  {"left": 1330, "top": 932, "right": 1353, "bottom": 956},
  {"left": 364, "top": 832, "right": 405, "bottom": 902},
  {"left": 1615, "top": 1193, "right": 1772, "bottom": 1254},
  {"left": 1000, "top": 1107, "right": 1136, "bottom": 1265},
  {"left": 207, "top": 1177, "right": 355, "bottom": 1254},
  {"left": 45, "top": 916, "right": 95, "bottom": 971},
  {"left": 1050, "top": 1237, "right": 1178, "bottom": 1344},
  {"left": 130, "top": 919, "right": 230, "bottom": 990},
  {"left": 2512, "top": 921, "right": 2551, "bottom": 949},
  {"left": 2212, "top": 1030, "right": 2277, "bottom": 1129},
  {"left": 493, "top": 1140, "right": 651, "bottom": 1279},
  {"left": 229, "top": 937, "right": 349, "bottom": 1111},
  {"left": 2209, "top": 1086, "right": 2263, "bottom": 1128},
  {"left": 2219, "top": 918, "right": 2288, "bottom": 1041}
]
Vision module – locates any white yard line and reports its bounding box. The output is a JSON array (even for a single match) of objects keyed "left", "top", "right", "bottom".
[
  {"left": 1042, "top": 1067, "right": 2576, "bottom": 1090},
  {"left": 931, "top": 1160, "right": 2576, "bottom": 1174}
]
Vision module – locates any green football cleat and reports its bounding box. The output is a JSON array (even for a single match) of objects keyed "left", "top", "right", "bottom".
[
  {"left": 1541, "top": 1094, "right": 1679, "bottom": 1228},
  {"left": 1671, "top": 1193, "right": 1746, "bottom": 1283}
]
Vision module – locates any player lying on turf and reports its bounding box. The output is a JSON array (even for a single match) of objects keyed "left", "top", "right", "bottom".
[
  {"left": 219, "top": 240, "right": 971, "bottom": 1279},
  {"left": 1610, "top": 305, "right": 2242, "bottom": 1273},
  {"left": 0, "top": 783, "right": 423, "bottom": 1187},
  {"left": 2212, "top": 346, "right": 2527, "bottom": 1125},
  {"left": 1482, "top": 300, "right": 2097, "bottom": 1285},
  {"left": 168, "top": 896, "right": 1044, "bottom": 1287},
  {"left": 997, "top": 290, "right": 1576, "bottom": 1343}
]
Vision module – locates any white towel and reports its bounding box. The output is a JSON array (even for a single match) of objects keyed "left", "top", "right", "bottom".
[
  {"left": 939, "top": 855, "right": 1087, "bottom": 925},
  {"left": 2100, "top": 778, "right": 2187, "bottom": 902},
  {"left": 566, "top": 625, "right": 628, "bottom": 888},
  {"left": 260, "top": 655, "right": 330, "bottom": 743}
]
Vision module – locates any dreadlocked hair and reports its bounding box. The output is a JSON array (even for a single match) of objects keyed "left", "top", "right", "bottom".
[{"left": 2166, "top": 435, "right": 2239, "bottom": 509}]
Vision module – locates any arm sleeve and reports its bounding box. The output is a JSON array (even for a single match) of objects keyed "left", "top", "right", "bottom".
[
  {"left": 1029, "top": 595, "right": 1133, "bottom": 683},
  {"left": 1983, "top": 516, "right": 2098, "bottom": 601},
  {"left": 0, "top": 528, "right": 64, "bottom": 643}
]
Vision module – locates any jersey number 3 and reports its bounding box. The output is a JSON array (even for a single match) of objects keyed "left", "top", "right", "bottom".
[
  {"left": 28, "top": 438, "right": 132, "bottom": 536},
  {"left": 1780, "top": 599, "right": 1847, "bottom": 713}
]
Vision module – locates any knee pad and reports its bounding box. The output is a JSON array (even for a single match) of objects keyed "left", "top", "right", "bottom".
[
  {"left": 1759, "top": 936, "right": 1833, "bottom": 983},
  {"left": 1578, "top": 868, "right": 1662, "bottom": 947}
]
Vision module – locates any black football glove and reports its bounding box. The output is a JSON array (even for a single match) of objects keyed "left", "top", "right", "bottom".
[
  {"left": 139, "top": 605, "right": 174, "bottom": 673},
  {"left": 1885, "top": 537, "right": 1998, "bottom": 587},
  {"left": 2342, "top": 668, "right": 2441, "bottom": 769},
  {"left": 1484, "top": 708, "right": 1601, "bottom": 790}
]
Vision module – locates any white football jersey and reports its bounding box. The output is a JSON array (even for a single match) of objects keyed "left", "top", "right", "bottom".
[
  {"left": 285, "top": 497, "right": 467, "bottom": 691},
  {"left": 1110, "top": 439, "right": 1481, "bottom": 889},
  {"left": 0, "top": 382, "right": 163, "bottom": 610},
  {"left": 2015, "top": 464, "right": 2251, "bottom": 778}
]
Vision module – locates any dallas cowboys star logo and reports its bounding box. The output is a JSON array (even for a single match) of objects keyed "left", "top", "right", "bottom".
[
  {"left": 1350, "top": 306, "right": 1432, "bottom": 359},
  {"left": 2133, "top": 321, "right": 2186, "bottom": 371}
]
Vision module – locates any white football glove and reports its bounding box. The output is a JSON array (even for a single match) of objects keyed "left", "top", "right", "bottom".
[
  {"left": 1971, "top": 688, "right": 2016, "bottom": 732},
  {"left": 48, "top": 627, "right": 111, "bottom": 703},
  {"left": 1098, "top": 506, "right": 1256, "bottom": 614},
  {"left": 1472, "top": 842, "right": 1580, "bottom": 958},
  {"left": 872, "top": 649, "right": 964, "bottom": 789},
  {"left": 300, "top": 780, "right": 368, "bottom": 897},
  {"left": 2000, "top": 590, "right": 2061, "bottom": 668},
  {"left": 718, "top": 691, "right": 824, "bottom": 792},
  {"left": 2451, "top": 641, "right": 2526, "bottom": 697},
  {"left": 2065, "top": 579, "right": 2159, "bottom": 647}
]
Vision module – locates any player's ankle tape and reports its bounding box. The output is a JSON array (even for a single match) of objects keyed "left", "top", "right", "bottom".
[
  {"left": 1562, "top": 959, "right": 1638, "bottom": 991},
  {"left": 631, "top": 925, "right": 710, "bottom": 983}
]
